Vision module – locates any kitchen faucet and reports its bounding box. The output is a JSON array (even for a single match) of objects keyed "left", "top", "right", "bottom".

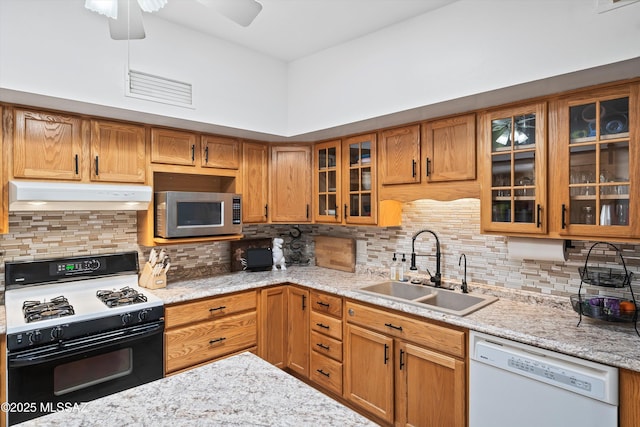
[
  {"left": 459, "top": 253, "right": 469, "bottom": 293},
  {"left": 410, "top": 229, "right": 441, "bottom": 287}
]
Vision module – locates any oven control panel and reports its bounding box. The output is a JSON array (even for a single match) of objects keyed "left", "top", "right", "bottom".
[
  {"left": 7, "top": 305, "right": 165, "bottom": 352},
  {"left": 53, "top": 259, "right": 102, "bottom": 275}
]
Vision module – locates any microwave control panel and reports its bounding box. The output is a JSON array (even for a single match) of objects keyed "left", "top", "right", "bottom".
[{"left": 232, "top": 197, "right": 242, "bottom": 225}]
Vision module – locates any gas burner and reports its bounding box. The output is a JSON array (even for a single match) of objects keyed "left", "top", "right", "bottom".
[
  {"left": 96, "top": 287, "right": 148, "bottom": 308},
  {"left": 23, "top": 296, "right": 75, "bottom": 323}
]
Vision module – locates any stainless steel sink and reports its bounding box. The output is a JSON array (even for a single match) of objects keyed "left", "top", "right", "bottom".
[{"left": 358, "top": 281, "right": 498, "bottom": 316}]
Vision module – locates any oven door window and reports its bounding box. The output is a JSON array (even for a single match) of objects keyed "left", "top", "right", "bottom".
[
  {"left": 54, "top": 348, "right": 132, "bottom": 396},
  {"left": 177, "top": 201, "right": 223, "bottom": 227}
]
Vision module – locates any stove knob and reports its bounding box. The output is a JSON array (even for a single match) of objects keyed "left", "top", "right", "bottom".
[
  {"left": 138, "top": 309, "right": 149, "bottom": 322},
  {"left": 121, "top": 313, "right": 132, "bottom": 325},
  {"left": 51, "top": 326, "right": 64, "bottom": 340},
  {"left": 29, "top": 330, "right": 42, "bottom": 344}
]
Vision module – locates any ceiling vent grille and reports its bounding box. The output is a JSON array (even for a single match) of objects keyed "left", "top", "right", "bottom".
[{"left": 126, "top": 69, "right": 193, "bottom": 108}]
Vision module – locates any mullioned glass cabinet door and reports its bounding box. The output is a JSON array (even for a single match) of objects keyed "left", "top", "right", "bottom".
[
  {"left": 558, "top": 84, "right": 638, "bottom": 238},
  {"left": 314, "top": 140, "right": 341, "bottom": 223},
  {"left": 481, "top": 102, "right": 547, "bottom": 234}
]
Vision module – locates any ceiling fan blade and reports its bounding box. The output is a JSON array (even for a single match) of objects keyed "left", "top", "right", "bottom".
[
  {"left": 200, "top": 0, "right": 262, "bottom": 27},
  {"left": 108, "top": 0, "right": 146, "bottom": 40}
]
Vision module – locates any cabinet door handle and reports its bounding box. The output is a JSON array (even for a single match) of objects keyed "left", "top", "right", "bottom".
[
  {"left": 316, "top": 301, "right": 330, "bottom": 308},
  {"left": 536, "top": 204, "right": 542, "bottom": 228},
  {"left": 334, "top": 205, "right": 339, "bottom": 219},
  {"left": 344, "top": 204, "right": 348, "bottom": 218},
  {"left": 74, "top": 154, "right": 79, "bottom": 175},
  {"left": 385, "top": 322, "right": 403, "bottom": 331},
  {"left": 209, "top": 306, "right": 226, "bottom": 312},
  {"left": 384, "top": 343, "right": 389, "bottom": 365},
  {"left": 399, "top": 349, "right": 405, "bottom": 370},
  {"left": 209, "top": 337, "right": 226, "bottom": 345},
  {"left": 94, "top": 156, "right": 99, "bottom": 176},
  {"left": 561, "top": 204, "right": 567, "bottom": 229},
  {"left": 191, "top": 144, "right": 195, "bottom": 162},
  {"left": 316, "top": 322, "right": 330, "bottom": 329},
  {"left": 412, "top": 159, "right": 416, "bottom": 178},
  {"left": 316, "top": 343, "right": 330, "bottom": 351},
  {"left": 316, "top": 369, "right": 330, "bottom": 377},
  {"left": 204, "top": 146, "right": 209, "bottom": 164},
  {"left": 425, "top": 157, "right": 431, "bottom": 177},
  {"left": 306, "top": 204, "right": 309, "bottom": 219},
  {"left": 301, "top": 294, "right": 306, "bottom": 310},
  {"left": 264, "top": 204, "right": 269, "bottom": 218}
]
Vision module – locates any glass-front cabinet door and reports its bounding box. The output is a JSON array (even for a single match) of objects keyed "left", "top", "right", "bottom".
[
  {"left": 343, "top": 133, "right": 377, "bottom": 225},
  {"left": 314, "top": 140, "right": 341, "bottom": 223},
  {"left": 558, "top": 84, "right": 639, "bottom": 238},
  {"left": 481, "top": 102, "right": 547, "bottom": 234}
]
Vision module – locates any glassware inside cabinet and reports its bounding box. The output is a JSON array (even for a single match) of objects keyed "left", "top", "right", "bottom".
[{"left": 567, "top": 96, "right": 630, "bottom": 227}]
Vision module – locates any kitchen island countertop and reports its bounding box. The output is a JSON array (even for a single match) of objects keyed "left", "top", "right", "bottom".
[
  {"left": 17, "top": 352, "right": 375, "bottom": 427},
  {"left": 150, "top": 266, "right": 640, "bottom": 372}
]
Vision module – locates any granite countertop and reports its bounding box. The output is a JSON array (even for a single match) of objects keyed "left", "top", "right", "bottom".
[
  {"left": 150, "top": 266, "right": 640, "bottom": 372},
  {"left": 18, "top": 352, "right": 375, "bottom": 427}
]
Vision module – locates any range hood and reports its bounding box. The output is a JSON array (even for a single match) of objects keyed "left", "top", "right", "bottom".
[{"left": 9, "top": 181, "right": 152, "bottom": 211}]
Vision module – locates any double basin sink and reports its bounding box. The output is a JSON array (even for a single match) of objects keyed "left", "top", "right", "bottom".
[{"left": 357, "top": 281, "right": 498, "bottom": 316}]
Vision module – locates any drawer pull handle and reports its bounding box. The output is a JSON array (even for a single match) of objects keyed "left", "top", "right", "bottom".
[
  {"left": 316, "top": 323, "right": 330, "bottom": 329},
  {"left": 209, "top": 306, "right": 227, "bottom": 312},
  {"left": 385, "top": 322, "right": 403, "bottom": 331},
  {"left": 316, "top": 369, "right": 330, "bottom": 378},
  {"left": 209, "top": 337, "right": 226, "bottom": 345},
  {"left": 399, "top": 349, "right": 405, "bottom": 370},
  {"left": 316, "top": 301, "right": 330, "bottom": 308},
  {"left": 316, "top": 343, "right": 330, "bottom": 350}
]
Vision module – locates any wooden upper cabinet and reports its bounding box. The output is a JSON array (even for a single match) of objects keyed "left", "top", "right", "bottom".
[
  {"left": 314, "top": 140, "right": 342, "bottom": 223},
  {"left": 90, "top": 120, "right": 146, "bottom": 183},
  {"left": 13, "top": 109, "right": 83, "bottom": 180},
  {"left": 270, "top": 144, "right": 312, "bottom": 223},
  {"left": 480, "top": 103, "right": 547, "bottom": 235},
  {"left": 379, "top": 125, "right": 420, "bottom": 185},
  {"left": 422, "top": 113, "right": 476, "bottom": 182},
  {"left": 201, "top": 135, "right": 240, "bottom": 169},
  {"left": 242, "top": 141, "right": 269, "bottom": 223},
  {"left": 151, "top": 128, "right": 197, "bottom": 166},
  {"left": 343, "top": 133, "right": 378, "bottom": 225}
]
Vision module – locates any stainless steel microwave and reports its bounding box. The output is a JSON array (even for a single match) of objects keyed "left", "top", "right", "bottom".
[{"left": 155, "top": 191, "right": 242, "bottom": 238}]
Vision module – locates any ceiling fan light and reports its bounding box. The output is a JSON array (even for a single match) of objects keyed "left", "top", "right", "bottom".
[
  {"left": 215, "top": 0, "right": 263, "bottom": 27},
  {"left": 136, "top": 0, "right": 168, "bottom": 13},
  {"left": 85, "top": 0, "right": 118, "bottom": 19}
]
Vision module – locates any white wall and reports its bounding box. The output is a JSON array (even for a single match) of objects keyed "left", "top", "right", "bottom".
[
  {"left": 287, "top": 0, "right": 640, "bottom": 135},
  {"left": 0, "top": 0, "right": 288, "bottom": 135},
  {"left": 1, "top": 0, "right": 639, "bottom": 137}
]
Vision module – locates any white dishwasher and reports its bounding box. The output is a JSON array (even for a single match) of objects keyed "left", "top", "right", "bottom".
[{"left": 469, "top": 331, "right": 619, "bottom": 427}]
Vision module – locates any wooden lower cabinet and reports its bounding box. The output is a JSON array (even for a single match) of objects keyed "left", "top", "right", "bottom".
[
  {"left": 258, "top": 286, "right": 288, "bottom": 368},
  {"left": 287, "top": 286, "right": 310, "bottom": 377},
  {"left": 345, "top": 301, "right": 467, "bottom": 427},
  {"left": 620, "top": 368, "right": 640, "bottom": 427},
  {"left": 164, "top": 290, "right": 257, "bottom": 375}
]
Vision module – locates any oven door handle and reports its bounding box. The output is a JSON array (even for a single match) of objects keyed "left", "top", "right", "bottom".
[{"left": 8, "top": 322, "right": 164, "bottom": 368}]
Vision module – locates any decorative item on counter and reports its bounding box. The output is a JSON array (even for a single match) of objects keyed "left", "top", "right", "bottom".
[
  {"left": 285, "top": 226, "right": 311, "bottom": 266},
  {"left": 272, "top": 237, "right": 286, "bottom": 271},
  {"left": 139, "top": 248, "right": 169, "bottom": 289},
  {"left": 572, "top": 241, "right": 638, "bottom": 336}
]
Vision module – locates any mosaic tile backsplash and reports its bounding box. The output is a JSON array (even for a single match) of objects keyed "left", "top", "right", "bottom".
[{"left": 0, "top": 199, "right": 638, "bottom": 301}]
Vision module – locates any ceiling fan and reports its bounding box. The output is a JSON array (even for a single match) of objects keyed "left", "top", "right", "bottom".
[{"left": 85, "top": 0, "right": 263, "bottom": 40}]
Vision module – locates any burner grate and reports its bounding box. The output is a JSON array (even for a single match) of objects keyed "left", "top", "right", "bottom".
[
  {"left": 23, "top": 296, "right": 75, "bottom": 323},
  {"left": 96, "top": 287, "right": 148, "bottom": 308}
]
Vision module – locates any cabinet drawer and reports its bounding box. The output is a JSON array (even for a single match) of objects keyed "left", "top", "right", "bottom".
[
  {"left": 310, "top": 351, "right": 343, "bottom": 396},
  {"left": 311, "top": 331, "right": 343, "bottom": 362},
  {"left": 310, "top": 291, "right": 343, "bottom": 318},
  {"left": 165, "top": 311, "right": 257, "bottom": 374},
  {"left": 345, "top": 301, "right": 465, "bottom": 358},
  {"left": 165, "top": 291, "right": 256, "bottom": 329},
  {"left": 311, "top": 311, "right": 343, "bottom": 341}
]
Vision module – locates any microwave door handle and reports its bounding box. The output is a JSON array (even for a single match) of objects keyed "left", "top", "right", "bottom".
[{"left": 8, "top": 323, "right": 163, "bottom": 368}]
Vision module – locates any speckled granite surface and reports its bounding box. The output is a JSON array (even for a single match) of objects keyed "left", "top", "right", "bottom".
[
  {"left": 18, "top": 352, "right": 375, "bottom": 427},
  {"left": 150, "top": 266, "right": 640, "bottom": 372}
]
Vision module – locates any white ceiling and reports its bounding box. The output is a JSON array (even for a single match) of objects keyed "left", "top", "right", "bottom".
[{"left": 153, "top": 0, "right": 458, "bottom": 62}]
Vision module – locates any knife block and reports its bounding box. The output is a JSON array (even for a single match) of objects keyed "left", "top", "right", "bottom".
[{"left": 139, "top": 262, "right": 167, "bottom": 289}]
